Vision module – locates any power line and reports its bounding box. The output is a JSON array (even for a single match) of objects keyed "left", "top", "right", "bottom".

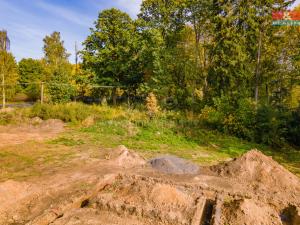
[{"left": 0, "top": 82, "right": 125, "bottom": 89}]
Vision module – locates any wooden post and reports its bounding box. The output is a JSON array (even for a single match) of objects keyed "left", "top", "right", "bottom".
[
  {"left": 41, "top": 82, "right": 44, "bottom": 104},
  {"left": 2, "top": 72, "right": 5, "bottom": 109},
  {"left": 112, "top": 88, "right": 117, "bottom": 106},
  {"left": 1, "top": 57, "right": 5, "bottom": 109}
]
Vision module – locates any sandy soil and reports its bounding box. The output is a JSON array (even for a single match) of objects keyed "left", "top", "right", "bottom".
[
  {"left": 0, "top": 145, "right": 299, "bottom": 225},
  {"left": 0, "top": 118, "right": 64, "bottom": 148}
]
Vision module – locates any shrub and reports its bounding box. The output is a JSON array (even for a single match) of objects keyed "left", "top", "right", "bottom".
[
  {"left": 199, "top": 105, "right": 223, "bottom": 129},
  {"left": 255, "top": 105, "right": 286, "bottom": 147},
  {"left": 283, "top": 107, "right": 300, "bottom": 147},
  {"left": 146, "top": 92, "right": 159, "bottom": 118},
  {"left": 29, "top": 103, "right": 93, "bottom": 123}
]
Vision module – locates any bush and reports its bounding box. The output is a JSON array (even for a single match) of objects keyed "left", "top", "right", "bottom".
[
  {"left": 46, "top": 66, "right": 75, "bottom": 103},
  {"left": 28, "top": 102, "right": 146, "bottom": 124},
  {"left": 285, "top": 107, "right": 300, "bottom": 147},
  {"left": 255, "top": 105, "right": 287, "bottom": 147},
  {"left": 200, "top": 96, "right": 256, "bottom": 140},
  {"left": 146, "top": 92, "right": 159, "bottom": 118}
]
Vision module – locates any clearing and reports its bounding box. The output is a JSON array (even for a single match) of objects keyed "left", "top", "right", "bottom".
[{"left": 0, "top": 116, "right": 299, "bottom": 225}]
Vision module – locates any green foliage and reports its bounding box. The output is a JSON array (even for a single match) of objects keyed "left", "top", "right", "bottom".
[
  {"left": 28, "top": 102, "right": 144, "bottom": 123},
  {"left": 255, "top": 105, "right": 286, "bottom": 146},
  {"left": 46, "top": 65, "right": 74, "bottom": 103},
  {"left": 48, "top": 137, "right": 84, "bottom": 146},
  {"left": 42, "top": 31, "right": 74, "bottom": 103},
  {"left": 0, "top": 51, "right": 19, "bottom": 100},
  {"left": 286, "top": 107, "right": 300, "bottom": 146},
  {"left": 29, "top": 103, "right": 94, "bottom": 123},
  {"left": 18, "top": 58, "right": 45, "bottom": 100},
  {"left": 82, "top": 8, "right": 137, "bottom": 86},
  {"left": 43, "top": 31, "right": 70, "bottom": 66}
]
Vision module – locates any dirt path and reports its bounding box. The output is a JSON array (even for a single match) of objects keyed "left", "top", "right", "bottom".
[
  {"left": 0, "top": 147, "right": 299, "bottom": 225},
  {"left": 0, "top": 118, "right": 64, "bottom": 148}
]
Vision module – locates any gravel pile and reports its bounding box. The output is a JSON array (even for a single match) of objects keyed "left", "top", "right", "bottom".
[{"left": 149, "top": 155, "right": 199, "bottom": 175}]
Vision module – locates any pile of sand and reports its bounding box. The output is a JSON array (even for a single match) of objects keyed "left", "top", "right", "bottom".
[
  {"left": 149, "top": 155, "right": 199, "bottom": 175},
  {"left": 211, "top": 149, "right": 300, "bottom": 192},
  {"left": 222, "top": 199, "right": 282, "bottom": 225},
  {"left": 113, "top": 145, "right": 146, "bottom": 168},
  {"left": 149, "top": 184, "right": 193, "bottom": 207}
]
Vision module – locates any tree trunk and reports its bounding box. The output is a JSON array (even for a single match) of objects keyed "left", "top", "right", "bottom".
[{"left": 266, "top": 83, "right": 269, "bottom": 104}]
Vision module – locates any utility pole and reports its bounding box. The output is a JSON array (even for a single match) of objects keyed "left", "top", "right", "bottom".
[
  {"left": 75, "top": 41, "right": 78, "bottom": 74},
  {"left": 40, "top": 82, "right": 44, "bottom": 104},
  {"left": 0, "top": 30, "right": 9, "bottom": 109},
  {"left": 1, "top": 60, "right": 5, "bottom": 109}
]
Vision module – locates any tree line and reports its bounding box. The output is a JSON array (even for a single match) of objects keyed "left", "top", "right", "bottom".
[{"left": 0, "top": 0, "right": 300, "bottom": 147}]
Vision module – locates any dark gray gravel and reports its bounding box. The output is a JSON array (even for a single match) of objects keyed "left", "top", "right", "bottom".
[{"left": 149, "top": 155, "right": 199, "bottom": 175}]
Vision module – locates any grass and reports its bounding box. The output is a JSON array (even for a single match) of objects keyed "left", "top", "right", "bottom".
[
  {"left": 78, "top": 112, "right": 300, "bottom": 175},
  {"left": 0, "top": 102, "right": 299, "bottom": 180},
  {"left": 0, "top": 142, "right": 77, "bottom": 181},
  {"left": 80, "top": 119, "right": 260, "bottom": 164}
]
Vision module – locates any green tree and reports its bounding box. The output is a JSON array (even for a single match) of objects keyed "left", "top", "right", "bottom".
[
  {"left": 46, "top": 66, "right": 75, "bottom": 103},
  {"left": 43, "top": 31, "right": 73, "bottom": 103},
  {"left": 139, "top": 0, "right": 186, "bottom": 46},
  {"left": 18, "top": 58, "right": 45, "bottom": 100},
  {"left": 82, "top": 9, "right": 137, "bottom": 86},
  {"left": 82, "top": 8, "right": 164, "bottom": 104},
  {"left": 0, "top": 51, "right": 19, "bottom": 102},
  {"left": 43, "top": 31, "right": 70, "bottom": 67}
]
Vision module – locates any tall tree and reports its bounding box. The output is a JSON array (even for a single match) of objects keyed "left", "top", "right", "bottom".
[
  {"left": 0, "top": 30, "right": 10, "bottom": 51},
  {"left": 139, "top": 0, "right": 186, "bottom": 46},
  {"left": 82, "top": 8, "right": 161, "bottom": 90},
  {"left": 43, "top": 32, "right": 73, "bottom": 103},
  {"left": 43, "top": 31, "right": 70, "bottom": 67},
  {"left": 0, "top": 51, "right": 19, "bottom": 103}
]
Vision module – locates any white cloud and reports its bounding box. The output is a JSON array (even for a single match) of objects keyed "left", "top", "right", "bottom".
[{"left": 36, "top": 1, "right": 93, "bottom": 27}]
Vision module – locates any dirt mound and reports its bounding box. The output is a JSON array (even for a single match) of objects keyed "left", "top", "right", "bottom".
[
  {"left": 149, "top": 184, "right": 193, "bottom": 207},
  {"left": 0, "top": 148, "right": 299, "bottom": 225},
  {"left": 222, "top": 199, "right": 282, "bottom": 225},
  {"left": 113, "top": 145, "right": 146, "bottom": 168},
  {"left": 30, "top": 117, "right": 43, "bottom": 125},
  {"left": 149, "top": 155, "right": 199, "bottom": 175},
  {"left": 211, "top": 149, "right": 300, "bottom": 191}
]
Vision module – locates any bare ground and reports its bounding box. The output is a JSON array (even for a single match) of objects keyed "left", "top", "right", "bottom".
[
  {"left": 0, "top": 118, "right": 64, "bottom": 148},
  {"left": 0, "top": 146, "right": 299, "bottom": 225},
  {"left": 0, "top": 122, "right": 299, "bottom": 225}
]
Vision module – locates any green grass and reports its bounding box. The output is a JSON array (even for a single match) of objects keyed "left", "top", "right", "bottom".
[
  {"left": 0, "top": 142, "right": 77, "bottom": 181},
  {"left": 48, "top": 137, "right": 85, "bottom": 146},
  {"left": 77, "top": 115, "right": 300, "bottom": 175},
  {"left": 1, "top": 103, "right": 299, "bottom": 179}
]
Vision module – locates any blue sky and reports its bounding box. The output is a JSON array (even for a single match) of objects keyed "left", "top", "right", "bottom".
[
  {"left": 0, "top": 0, "right": 299, "bottom": 63},
  {"left": 0, "top": 0, "right": 142, "bottom": 63}
]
